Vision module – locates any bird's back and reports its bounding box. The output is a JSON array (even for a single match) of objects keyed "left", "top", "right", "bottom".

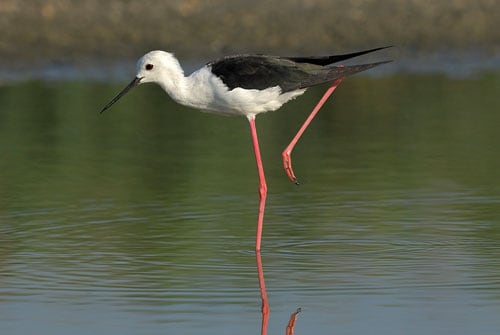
[{"left": 209, "top": 55, "right": 319, "bottom": 92}]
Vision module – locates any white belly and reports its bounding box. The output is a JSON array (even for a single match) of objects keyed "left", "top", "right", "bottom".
[{"left": 179, "top": 67, "right": 306, "bottom": 117}]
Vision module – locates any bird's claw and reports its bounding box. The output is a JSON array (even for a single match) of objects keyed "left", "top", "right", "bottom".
[{"left": 282, "top": 150, "right": 300, "bottom": 185}]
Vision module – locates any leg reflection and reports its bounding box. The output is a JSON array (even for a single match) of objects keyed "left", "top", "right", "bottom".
[
  {"left": 256, "top": 250, "right": 301, "bottom": 335},
  {"left": 256, "top": 250, "right": 269, "bottom": 335},
  {"left": 286, "top": 308, "right": 301, "bottom": 335}
]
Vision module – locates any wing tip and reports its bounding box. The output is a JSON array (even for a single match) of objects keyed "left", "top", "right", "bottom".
[{"left": 289, "top": 45, "right": 393, "bottom": 66}]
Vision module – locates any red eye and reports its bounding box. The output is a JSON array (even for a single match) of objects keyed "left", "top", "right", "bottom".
[{"left": 145, "top": 64, "right": 153, "bottom": 70}]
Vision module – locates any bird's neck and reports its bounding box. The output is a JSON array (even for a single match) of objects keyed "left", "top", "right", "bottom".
[
  {"left": 156, "top": 67, "right": 191, "bottom": 105},
  {"left": 158, "top": 67, "right": 213, "bottom": 111}
]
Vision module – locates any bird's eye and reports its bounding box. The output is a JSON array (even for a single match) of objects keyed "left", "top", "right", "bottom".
[{"left": 145, "top": 64, "right": 154, "bottom": 70}]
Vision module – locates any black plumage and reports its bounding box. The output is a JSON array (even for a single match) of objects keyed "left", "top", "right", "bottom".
[{"left": 209, "top": 46, "right": 391, "bottom": 92}]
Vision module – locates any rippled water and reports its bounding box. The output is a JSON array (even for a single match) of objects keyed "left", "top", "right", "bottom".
[{"left": 1, "top": 73, "right": 500, "bottom": 334}]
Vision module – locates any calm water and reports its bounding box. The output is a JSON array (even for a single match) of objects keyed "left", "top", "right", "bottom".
[{"left": 1, "top": 73, "right": 500, "bottom": 335}]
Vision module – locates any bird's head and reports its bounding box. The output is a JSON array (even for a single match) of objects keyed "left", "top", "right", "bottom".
[
  {"left": 135, "top": 50, "right": 181, "bottom": 84},
  {"left": 100, "top": 50, "right": 181, "bottom": 114}
]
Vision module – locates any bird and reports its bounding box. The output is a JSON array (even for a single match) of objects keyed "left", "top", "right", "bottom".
[{"left": 101, "top": 47, "right": 391, "bottom": 252}]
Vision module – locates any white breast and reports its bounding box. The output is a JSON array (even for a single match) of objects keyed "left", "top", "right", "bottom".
[{"left": 182, "top": 67, "right": 306, "bottom": 117}]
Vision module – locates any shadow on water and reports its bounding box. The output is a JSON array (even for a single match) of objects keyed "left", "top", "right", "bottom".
[{"left": 1, "top": 73, "right": 500, "bottom": 334}]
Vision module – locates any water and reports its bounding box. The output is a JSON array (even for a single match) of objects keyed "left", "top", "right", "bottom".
[{"left": 1, "top": 73, "right": 500, "bottom": 334}]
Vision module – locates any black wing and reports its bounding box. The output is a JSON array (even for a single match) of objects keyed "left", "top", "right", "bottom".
[
  {"left": 208, "top": 47, "right": 391, "bottom": 92},
  {"left": 209, "top": 55, "right": 315, "bottom": 92}
]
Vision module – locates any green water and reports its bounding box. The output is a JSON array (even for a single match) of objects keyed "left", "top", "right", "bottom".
[{"left": 1, "top": 74, "right": 500, "bottom": 335}]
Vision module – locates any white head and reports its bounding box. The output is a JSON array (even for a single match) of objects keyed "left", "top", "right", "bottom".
[
  {"left": 135, "top": 50, "right": 183, "bottom": 84},
  {"left": 101, "top": 50, "right": 183, "bottom": 113}
]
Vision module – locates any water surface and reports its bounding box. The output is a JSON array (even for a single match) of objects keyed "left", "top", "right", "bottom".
[{"left": 1, "top": 73, "right": 500, "bottom": 334}]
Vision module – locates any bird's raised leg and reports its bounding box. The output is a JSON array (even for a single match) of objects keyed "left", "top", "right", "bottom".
[
  {"left": 248, "top": 115, "right": 268, "bottom": 252},
  {"left": 282, "top": 77, "right": 344, "bottom": 184}
]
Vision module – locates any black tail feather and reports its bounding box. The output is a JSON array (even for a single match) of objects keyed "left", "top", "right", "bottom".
[
  {"left": 288, "top": 46, "right": 392, "bottom": 66},
  {"left": 327, "top": 60, "right": 392, "bottom": 78},
  {"left": 294, "top": 60, "right": 392, "bottom": 91}
]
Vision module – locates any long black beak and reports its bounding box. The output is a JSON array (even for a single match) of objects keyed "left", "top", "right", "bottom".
[{"left": 100, "top": 77, "right": 142, "bottom": 114}]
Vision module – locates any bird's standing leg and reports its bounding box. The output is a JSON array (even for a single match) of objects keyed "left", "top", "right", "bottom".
[
  {"left": 248, "top": 115, "right": 269, "bottom": 335},
  {"left": 247, "top": 115, "right": 268, "bottom": 252},
  {"left": 256, "top": 250, "right": 270, "bottom": 335},
  {"left": 282, "top": 77, "right": 344, "bottom": 184}
]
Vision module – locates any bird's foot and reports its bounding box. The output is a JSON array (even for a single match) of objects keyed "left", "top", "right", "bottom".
[{"left": 282, "top": 149, "right": 300, "bottom": 185}]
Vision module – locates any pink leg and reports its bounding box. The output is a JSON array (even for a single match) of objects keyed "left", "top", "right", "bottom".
[
  {"left": 256, "top": 250, "right": 269, "bottom": 335},
  {"left": 249, "top": 116, "right": 269, "bottom": 335},
  {"left": 286, "top": 308, "right": 302, "bottom": 335},
  {"left": 282, "top": 77, "right": 344, "bottom": 184},
  {"left": 248, "top": 115, "right": 267, "bottom": 252}
]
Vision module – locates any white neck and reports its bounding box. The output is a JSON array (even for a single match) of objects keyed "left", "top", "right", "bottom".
[
  {"left": 156, "top": 65, "right": 190, "bottom": 105},
  {"left": 157, "top": 65, "right": 220, "bottom": 112}
]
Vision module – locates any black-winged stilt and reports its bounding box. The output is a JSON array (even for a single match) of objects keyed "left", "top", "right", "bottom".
[{"left": 101, "top": 47, "right": 390, "bottom": 252}]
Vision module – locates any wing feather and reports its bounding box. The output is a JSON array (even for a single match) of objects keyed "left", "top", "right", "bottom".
[
  {"left": 209, "top": 55, "right": 315, "bottom": 92},
  {"left": 208, "top": 47, "right": 391, "bottom": 93}
]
